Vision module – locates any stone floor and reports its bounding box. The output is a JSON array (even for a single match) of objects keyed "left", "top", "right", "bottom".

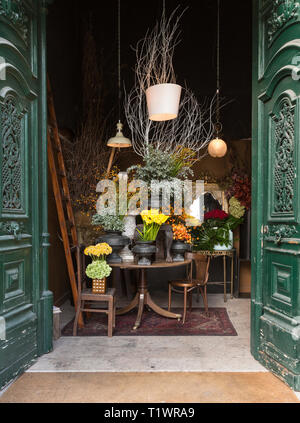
[
  {"left": 2, "top": 289, "right": 300, "bottom": 402},
  {"left": 29, "top": 291, "right": 266, "bottom": 373}
]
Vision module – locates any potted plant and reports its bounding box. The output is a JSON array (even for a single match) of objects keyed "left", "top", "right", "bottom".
[
  {"left": 191, "top": 208, "right": 244, "bottom": 253},
  {"left": 92, "top": 213, "right": 125, "bottom": 234},
  {"left": 84, "top": 243, "right": 113, "bottom": 294},
  {"left": 93, "top": 213, "right": 129, "bottom": 264},
  {"left": 171, "top": 223, "right": 192, "bottom": 262},
  {"left": 133, "top": 209, "right": 169, "bottom": 265}
]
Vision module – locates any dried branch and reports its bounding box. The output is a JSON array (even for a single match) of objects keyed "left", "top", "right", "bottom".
[{"left": 125, "top": 8, "right": 217, "bottom": 161}]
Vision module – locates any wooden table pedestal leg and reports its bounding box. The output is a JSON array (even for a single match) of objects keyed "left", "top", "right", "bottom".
[{"left": 117, "top": 268, "right": 182, "bottom": 330}]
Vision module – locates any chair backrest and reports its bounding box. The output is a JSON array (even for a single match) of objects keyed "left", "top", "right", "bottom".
[{"left": 186, "top": 252, "right": 210, "bottom": 285}]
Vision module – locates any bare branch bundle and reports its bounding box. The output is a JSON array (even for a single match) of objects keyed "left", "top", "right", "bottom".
[{"left": 125, "top": 8, "right": 217, "bottom": 161}]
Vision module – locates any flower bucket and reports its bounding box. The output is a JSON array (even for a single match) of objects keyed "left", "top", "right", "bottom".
[
  {"left": 146, "top": 83, "right": 182, "bottom": 121},
  {"left": 214, "top": 230, "right": 233, "bottom": 251},
  {"left": 132, "top": 241, "right": 156, "bottom": 266},
  {"left": 92, "top": 277, "right": 107, "bottom": 294}
]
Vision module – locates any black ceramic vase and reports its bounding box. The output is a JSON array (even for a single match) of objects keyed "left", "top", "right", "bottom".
[
  {"left": 96, "top": 231, "right": 130, "bottom": 264},
  {"left": 171, "top": 240, "right": 188, "bottom": 262},
  {"left": 132, "top": 241, "right": 156, "bottom": 266}
]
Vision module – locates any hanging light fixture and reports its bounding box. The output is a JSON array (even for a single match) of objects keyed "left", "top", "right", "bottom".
[
  {"left": 145, "top": 0, "right": 182, "bottom": 122},
  {"left": 208, "top": 0, "right": 227, "bottom": 158},
  {"left": 107, "top": 0, "right": 132, "bottom": 153}
]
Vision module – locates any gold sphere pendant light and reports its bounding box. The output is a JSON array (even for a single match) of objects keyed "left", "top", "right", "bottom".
[{"left": 208, "top": 0, "right": 227, "bottom": 158}]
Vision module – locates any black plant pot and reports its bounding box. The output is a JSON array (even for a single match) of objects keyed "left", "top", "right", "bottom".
[
  {"left": 171, "top": 240, "right": 188, "bottom": 262},
  {"left": 96, "top": 231, "right": 129, "bottom": 264},
  {"left": 132, "top": 241, "right": 156, "bottom": 266}
]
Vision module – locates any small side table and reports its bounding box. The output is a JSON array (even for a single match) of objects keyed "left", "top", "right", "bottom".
[{"left": 193, "top": 250, "right": 235, "bottom": 302}]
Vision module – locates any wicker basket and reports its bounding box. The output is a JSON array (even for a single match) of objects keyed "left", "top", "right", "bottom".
[{"left": 92, "top": 277, "right": 106, "bottom": 294}]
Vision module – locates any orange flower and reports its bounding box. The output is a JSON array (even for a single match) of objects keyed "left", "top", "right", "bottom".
[{"left": 172, "top": 224, "right": 192, "bottom": 243}]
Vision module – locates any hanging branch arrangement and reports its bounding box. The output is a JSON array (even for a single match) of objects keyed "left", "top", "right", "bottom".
[{"left": 125, "top": 7, "right": 216, "bottom": 161}]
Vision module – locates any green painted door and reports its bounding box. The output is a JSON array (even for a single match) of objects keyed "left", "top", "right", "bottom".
[
  {"left": 252, "top": 0, "right": 300, "bottom": 390},
  {"left": 0, "top": 0, "right": 52, "bottom": 390}
]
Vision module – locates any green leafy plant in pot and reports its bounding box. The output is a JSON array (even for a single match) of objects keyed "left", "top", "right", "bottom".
[
  {"left": 133, "top": 209, "right": 169, "bottom": 265},
  {"left": 191, "top": 205, "right": 244, "bottom": 253}
]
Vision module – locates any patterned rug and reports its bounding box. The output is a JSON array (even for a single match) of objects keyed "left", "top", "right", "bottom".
[{"left": 62, "top": 307, "right": 237, "bottom": 336}]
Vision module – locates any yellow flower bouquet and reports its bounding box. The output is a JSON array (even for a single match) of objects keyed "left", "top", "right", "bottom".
[
  {"left": 84, "top": 243, "right": 112, "bottom": 261},
  {"left": 137, "top": 209, "right": 169, "bottom": 241}
]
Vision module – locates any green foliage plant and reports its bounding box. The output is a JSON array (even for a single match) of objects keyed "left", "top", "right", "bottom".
[{"left": 85, "top": 260, "right": 112, "bottom": 280}]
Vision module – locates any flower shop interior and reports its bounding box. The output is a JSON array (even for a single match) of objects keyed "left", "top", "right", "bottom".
[{"left": 44, "top": 0, "right": 255, "bottom": 367}]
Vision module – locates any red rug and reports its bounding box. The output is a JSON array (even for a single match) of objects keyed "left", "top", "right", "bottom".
[{"left": 62, "top": 307, "right": 237, "bottom": 336}]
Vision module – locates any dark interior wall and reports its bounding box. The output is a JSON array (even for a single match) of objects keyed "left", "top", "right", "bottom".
[
  {"left": 47, "top": 0, "right": 252, "bottom": 140},
  {"left": 47, "top": 0, "right": 81, "bottom": 132}
]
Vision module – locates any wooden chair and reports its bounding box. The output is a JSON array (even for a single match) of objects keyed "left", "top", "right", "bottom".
[
  {"left": 73, "top": 246, "right": 116, "bottom": 337},
  {"left": 168, "top": 252, "right": 211, "bottom": 324}
]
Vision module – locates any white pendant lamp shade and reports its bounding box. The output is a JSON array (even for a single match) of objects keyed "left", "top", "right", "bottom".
[
  {"left": 146, "top": 83, "right": 182, "bottom": 121},
  {"left": 208, "top": 138, "right": 227, "bottom": 158},
  {"left": 107, "top": 121, "right": 132, "bottom": 148}
]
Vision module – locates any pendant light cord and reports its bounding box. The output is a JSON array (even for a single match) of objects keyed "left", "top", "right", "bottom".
[
  {"left": 118, "top": 0, "right": 121, "bottom": 122},
  {"left": 216, "top": 0, "right": 221, "bottom": 137}
]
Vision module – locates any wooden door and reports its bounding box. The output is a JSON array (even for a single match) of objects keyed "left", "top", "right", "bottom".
[
  {"left": 252, "top": 0, "right": 300, "bottom": 390},
  {"left": 0, "top": 0, "right": 52, "bottom": 389}
]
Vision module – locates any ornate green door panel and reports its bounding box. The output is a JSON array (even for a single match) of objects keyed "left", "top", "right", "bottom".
[
  {"left": 0, "top": 0, "right": 52, "bottom": 390},
  {"left": 252, "top": 0, "right": 300, "bottom": 390}
]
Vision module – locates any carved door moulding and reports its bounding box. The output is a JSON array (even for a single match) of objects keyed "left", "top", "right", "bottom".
[
  {"left": 270, "top": 96, "right": 296, "bottom": 219},
  {"left": 1, "top": 95, "right": 26, "bottom": 213},
  {"left": 0, "top": 0, "right": 29, "bottom": 43},
  {"left": 267, "top": 0, "right": 300, "bottom": 44}
]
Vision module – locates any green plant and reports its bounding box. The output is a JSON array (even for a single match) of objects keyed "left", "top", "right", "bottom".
[
  {"left": 229, "top": 197, "right": 245, "bottom": 219},
  {"left": 190, "top": 207, "right": 244, "bottom": 252},
  {"left": 190, "top": 225, "right": 231, "bottom": 252},
  {"left": 136, "top": 209, "right": 169, "bottom": 241},
  {"left": 85, "top": 260, "right": 112, "bottom": 279},
  {"left": 92, "top": 213, "right": 125, "bottom": 232},
  {"left": 127, "top": 146, "right": 193, "bottom": 183}
]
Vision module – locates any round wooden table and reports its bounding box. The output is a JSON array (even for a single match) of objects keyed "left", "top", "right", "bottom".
[{"left": 110, "top": 260, "right": 192, "bottom": 330}]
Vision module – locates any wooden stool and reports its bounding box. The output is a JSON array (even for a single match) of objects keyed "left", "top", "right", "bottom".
[
  {"left": 73, "top": 246, "right": 116, "bottom": 337},
  {"left": 73, "top": 288, "right": 116, "bottom": 337}
]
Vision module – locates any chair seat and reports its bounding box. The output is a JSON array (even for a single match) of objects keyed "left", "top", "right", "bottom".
[
  {"left": 81, "top": 287, "right": 116, "bottom": 300},
  {"left": 169, "top": 279, "right": 207, "bottom": 288}
]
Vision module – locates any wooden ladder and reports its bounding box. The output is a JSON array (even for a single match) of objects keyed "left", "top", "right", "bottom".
[{"left": 47, "top": 75, "right": 83, "bottom": 327}]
